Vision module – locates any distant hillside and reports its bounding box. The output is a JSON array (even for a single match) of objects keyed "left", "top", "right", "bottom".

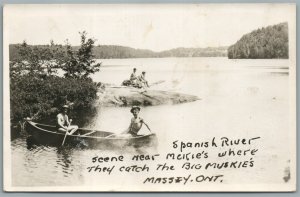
[
  {"left": 92, "top": 45, "right": 157, "bottom": 58},
  {"left": 9, "top": 44, "right": 227, "bottom": 60},
  {"left": 228, "top": 22, "right": 288, "bottom": 59},
  {"left": 158, "top": 47, "right": 227, "bottom": 57}
]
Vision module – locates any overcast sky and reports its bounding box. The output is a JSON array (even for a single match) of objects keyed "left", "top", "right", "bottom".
[{"left": 4, "top": 4, "right": 295, "bottom": 51}]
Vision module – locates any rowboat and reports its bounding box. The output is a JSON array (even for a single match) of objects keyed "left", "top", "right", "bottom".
[{"left": 24, "top": 121, "right": 157, "bottom": 149}]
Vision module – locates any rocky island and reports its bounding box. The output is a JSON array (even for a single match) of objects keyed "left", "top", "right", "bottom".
[{"left": 97, "top": 85, "right": 200, "bottom": 107}]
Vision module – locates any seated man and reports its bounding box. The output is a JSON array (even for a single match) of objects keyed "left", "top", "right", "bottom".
[
  {"left": 130, "top": 68, "right": 140, "bottom": 87},
  {"left": 130, "top": 68, "right": 138, "bottom": 82},
  {"left": 137, "top": 71, "right": 149, "bottom": 88},
  {"left": 122, "top": 68, "right": 138, "bottom": 87},
  {"left": 57, "top": 105, "right": 78, "bottom": 135}
]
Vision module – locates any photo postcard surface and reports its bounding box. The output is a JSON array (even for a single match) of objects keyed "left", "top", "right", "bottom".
[{"left": 3, "top": 4, "right": 296, "bottom": 192}]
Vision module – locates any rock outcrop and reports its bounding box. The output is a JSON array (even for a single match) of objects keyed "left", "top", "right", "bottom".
[{"left": 97, "top": 86, "right": 199, "bottom": 107}]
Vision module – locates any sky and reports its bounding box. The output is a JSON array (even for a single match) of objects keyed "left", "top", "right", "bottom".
[{"left": 4, "top": 4, "right": 295, "bottom": 51}]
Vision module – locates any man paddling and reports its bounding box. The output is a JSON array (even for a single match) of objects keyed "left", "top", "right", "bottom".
[
  {"left": 57, "top": 105, "right": 78, "bottom": 135},
  {"left": 122, "top": 106, "right": 151, "bottom": 136}
]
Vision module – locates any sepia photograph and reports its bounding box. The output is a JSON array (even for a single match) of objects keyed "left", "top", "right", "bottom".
[{"left": 3, "top": 4, "right": 296, "bottom": 192}]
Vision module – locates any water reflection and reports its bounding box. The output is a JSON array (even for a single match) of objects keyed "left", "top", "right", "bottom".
[
  {"left": 56, "top": 147, "right": 74, "bottom": 177},
  {"left": 26, "top": 136, "right": 39, "bottom": 150},
  {"left": 26, "top": 137, "right": 76, "bottom": 177},
  {"left": 270, "top": 72, "right": 289, "bottom": 75},
  {"left": 12, "top": 133, "right": 157, "bottom": 186}
]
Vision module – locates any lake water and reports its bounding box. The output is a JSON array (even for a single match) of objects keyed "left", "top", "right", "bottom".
[{"left": 11, "top": 57, "right": 292, "bottom": 188}]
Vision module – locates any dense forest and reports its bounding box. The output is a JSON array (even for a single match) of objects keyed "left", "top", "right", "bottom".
[
  {"left": 157, "top": 47, "right": 228, "bottom": 57},
  {"left": 10, "top": 44, "right": 227, "bottom": 60},
  {"left": 10, "top": 32, "right": 101, "bottom": 126},
  {"left": 228, "top": 22, "right": 288, "bottom": 59}
]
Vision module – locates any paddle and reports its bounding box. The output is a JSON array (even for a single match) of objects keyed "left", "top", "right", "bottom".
[
  {"left": 142, "top": 121, "right": 152, "bottom": 133},
  {"left": 61, "top": 119, "right": 72, "bottom": 146},
  {"left": 105, "top": 134, "right": 116, "bottom": 138},
  {"left": 105, "top": 120, "right": 152, "bottom": 138},
  {"left": 149, "top": 80, "right": 165, "bottom": 87},
  {"left": 140, "top": 80, "right": 165, "bottom": 91}
]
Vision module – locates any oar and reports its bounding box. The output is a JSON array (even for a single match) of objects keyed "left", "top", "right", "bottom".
[
  {"left": 138, "top": 80, "right": 165, "bottom": 92},
  {"left": 149, "top": 80, "right": 165, "bottom": 87},
  {"left": 143, "top": 122, "right": 152, "bottom": 133},
  {"left": 105, "top": 134, "right": 116, "bottom": 138},
  {"left": 61, "top": 131, "right": 68, "bottom": 146},
  {"left": 61, "top": 120, "right": 72, "bottom": 146},
  {"left": 131, "top": 80, "right": 165, "bottom": 92}
]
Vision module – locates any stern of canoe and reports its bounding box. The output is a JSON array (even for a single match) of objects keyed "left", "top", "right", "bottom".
[{"left": 25, "top": 121, "right": 67, "bottom": 145}]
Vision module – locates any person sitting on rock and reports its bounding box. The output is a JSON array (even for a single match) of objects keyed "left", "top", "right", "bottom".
[
  {"left": 138, "top": 71, "right": 149, "bottom": 88},
  {"left": 124, "top": 68, "right": 139, "bottom": 87},
  {"left": 130, "top": 68, "right": 138, "bottom": 82}
]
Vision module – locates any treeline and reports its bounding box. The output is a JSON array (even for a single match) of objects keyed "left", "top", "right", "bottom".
[
  {"left": 10, "top": 44, "right": 227, "bottom": 60},
  {"left": 228, "top": 22, "right": 288, "bottom": 59},
  {"left": 10, "top": 32, "right": 101, "bottom": 125},
  {"left": 92, "top": 45, "right": 156, "bottom": 58},
  {"left": 158, "top": 47, "right": 227, "bottom": 57}
]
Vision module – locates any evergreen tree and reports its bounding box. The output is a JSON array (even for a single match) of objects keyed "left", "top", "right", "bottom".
[{"left": 228, "top": 22, "right": 288, "bottom": 59}]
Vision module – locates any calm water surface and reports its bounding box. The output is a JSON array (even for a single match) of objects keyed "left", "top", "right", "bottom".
[{"left": 11, "top": 57, "right": 291, "bottom": 186}]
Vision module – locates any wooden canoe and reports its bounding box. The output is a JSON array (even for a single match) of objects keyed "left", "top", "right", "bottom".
[{"left": 24, "top": 121, "right": 157, "bottom": 149}]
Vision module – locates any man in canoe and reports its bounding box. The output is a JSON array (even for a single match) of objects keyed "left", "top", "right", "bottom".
[
  {"left": 122, "top": 106, "right": 151, "bottom": 136},
  {"left": 57, "top": 105, "right": 78, "bottom": 135}
]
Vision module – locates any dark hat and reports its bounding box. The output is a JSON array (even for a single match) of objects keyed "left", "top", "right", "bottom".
[
  {"left": 130, "top": 106, "right": 141, "bottom": 113},
  {"left": 142, "top": 71, "right": 146, "bottom": 74}
]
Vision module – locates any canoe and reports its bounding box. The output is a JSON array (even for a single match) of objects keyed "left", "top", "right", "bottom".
[{"left": 24, "top": 121, "right": 157, "bottom": 149}]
